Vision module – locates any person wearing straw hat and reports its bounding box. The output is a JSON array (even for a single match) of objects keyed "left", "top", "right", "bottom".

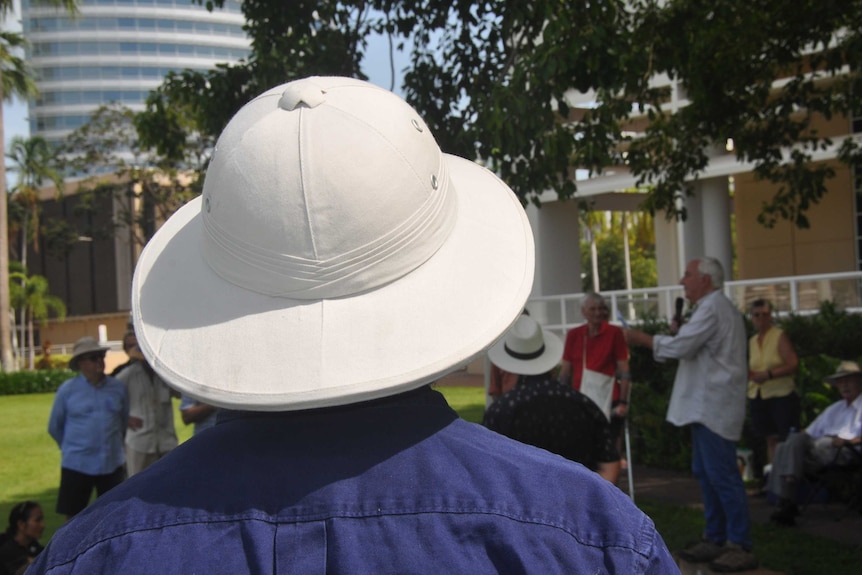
[
  {"left": 29, "top": 77, "right": 675, "bottom": 574},
  {"left": 47, "top": 337, "right": 128, "bottom": 520},
  {"left": 483, "top": 315, "right": 621, "bottom": 483},
  {"left": 768, "top": 360, "right": 862, "bottom": 526}
]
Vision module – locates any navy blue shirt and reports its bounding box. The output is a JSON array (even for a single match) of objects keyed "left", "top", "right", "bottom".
[{"left": 31, "top": 386, "right": 675, "bottom": 574}]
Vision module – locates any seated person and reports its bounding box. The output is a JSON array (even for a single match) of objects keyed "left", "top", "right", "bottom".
[
  {"left": 483, "top": 315, "right": 621, "bottom": 483},
  {"left": 768, "top": 360, "right": 862, "bottom": 525},
  {"left": 0, "top": 501, "right": 46, "bottom": 575}
]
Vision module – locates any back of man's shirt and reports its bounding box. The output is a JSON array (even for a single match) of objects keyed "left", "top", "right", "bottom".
[{"left": 31, "top": 387, "right": 676, "bottom": 574}]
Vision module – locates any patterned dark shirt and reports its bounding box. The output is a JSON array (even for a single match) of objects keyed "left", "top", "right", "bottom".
[{"left": 483, "top": 374, "right": 620, "bottom": 470}]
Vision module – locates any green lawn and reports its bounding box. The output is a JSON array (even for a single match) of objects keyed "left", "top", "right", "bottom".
[
  {"left": 2, "top": 387, "right": 860, "bottom": 574},
  {"left": 0, "top": 393, "right": 194, "bottom": 541}
]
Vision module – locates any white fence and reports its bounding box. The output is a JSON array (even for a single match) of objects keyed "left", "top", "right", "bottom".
[{"left": 526, "top": 270, "right": 862, "bottom": 337}]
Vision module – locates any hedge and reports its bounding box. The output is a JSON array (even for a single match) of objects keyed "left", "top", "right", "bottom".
[{"left": 0, "top": 369, "right": 75, "bottom": 395}]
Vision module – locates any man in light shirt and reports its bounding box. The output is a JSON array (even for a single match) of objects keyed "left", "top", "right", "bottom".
[
  {"left": 768, "top": 361, "right": 862, "bottom": 525},
  {"left": 625, "top": 257, "right": 754, "bottom": 573}
]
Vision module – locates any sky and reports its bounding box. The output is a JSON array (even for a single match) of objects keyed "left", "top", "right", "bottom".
[{"left": 2, "top": 0, "right": 27, "bottom": 150}]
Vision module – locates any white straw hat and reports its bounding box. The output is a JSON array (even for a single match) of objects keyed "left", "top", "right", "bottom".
[
  {"left": 824, "top": 360, "right": 862, "bottom": 384},
  {"left": 132, "top": 76, "right": 534, "bottom": 411},
  {"left": 487, "top": 316, "right": 563, "bottom": 376}
]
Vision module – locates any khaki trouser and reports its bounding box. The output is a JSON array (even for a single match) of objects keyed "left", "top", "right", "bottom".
[
  {"left": 125, "top": 447, "right": 168, "bottom": 477},
  {"left": 767, "top": 432, "right": 855, "bottom": 500}
]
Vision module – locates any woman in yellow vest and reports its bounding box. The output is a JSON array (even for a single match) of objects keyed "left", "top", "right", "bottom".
[{"left": 748, "top": 299, "right": 800, "bottom": 465}]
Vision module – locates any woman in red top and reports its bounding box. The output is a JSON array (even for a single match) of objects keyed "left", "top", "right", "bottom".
[{"left": 559, "top": 293, "right": 631, "bottom": 436}]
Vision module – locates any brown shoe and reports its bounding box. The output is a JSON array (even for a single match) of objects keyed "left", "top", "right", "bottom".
[
  {"left": 677, "top": 539, "right": 725, "bottom": 563},
  {"left": 770, "top": 501, "right": 798, "bottom": 526},
  {"left": 709, "top": 543, "right": 758, "bottom": 573}
]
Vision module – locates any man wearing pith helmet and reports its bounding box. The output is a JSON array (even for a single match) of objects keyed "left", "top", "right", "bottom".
[{"left": 30, "top": 77, "right": 675, "bottom": 574}]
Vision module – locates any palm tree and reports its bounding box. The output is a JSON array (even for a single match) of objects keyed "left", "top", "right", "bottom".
[
  {"left": 0, "top": 1, "right": 78, "bottom": 372},
  {"left": 7, "top": 135, "right": 64, "bottom": 268},
  {"left": 7, "top": 135, "right": 64, "bottom": 359},
  {"left": 9, "top": 270, "right": 66, "bottom": 370}
]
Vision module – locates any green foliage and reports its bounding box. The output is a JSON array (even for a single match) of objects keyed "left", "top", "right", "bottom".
[
  {"left": 0, "top": 29, "right": 39, "bottom": 104},
  {"left": 138, "top": 1, "right": 862, "bottom": 228},
  {"left": 36, "top": 354, "right": 71, "bottom": 371},
  {"left": 627, "top": 314, "right": 692, "bottom": 470},
  {"left": 0, "top": 369, "right": 73, "bottom": 395},
  {"left": 436, "top": 385, "right": 486, "bottom": 423},
  {"left": 55, "top": 103, "right": 202, "bottom": 250},
  {"left": 6, "top": 136, "right": 65, "bottom": 264},
  {"left": 580, "top": 225, "right": 657, "bottom": 291}
]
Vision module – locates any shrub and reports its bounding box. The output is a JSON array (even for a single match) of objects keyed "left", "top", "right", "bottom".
[
  {"left": 628, "top": 313, "right": 692, "bottom": 470},
  {"left": 34, "top": 354, "right": 71, "bottom": 371},
  {"left": 0, "top": 369, "right": 73, "bottom": 396}
]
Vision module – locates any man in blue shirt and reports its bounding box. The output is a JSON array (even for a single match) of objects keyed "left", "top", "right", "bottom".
[
  {"left": 30, "top": 77, "right": 676, "bottom": 574},
  {"left": 47, "top": 336, "right": 129, "bottom": 520}
]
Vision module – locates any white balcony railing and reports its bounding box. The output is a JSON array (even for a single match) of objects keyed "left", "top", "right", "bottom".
[{"left": 527, "top": 270, "right": 862, "bottom": 336}]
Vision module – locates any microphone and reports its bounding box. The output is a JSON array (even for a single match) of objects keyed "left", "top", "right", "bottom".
[{"left": 674, "top": 297, "right": 685, "bottom": 327}]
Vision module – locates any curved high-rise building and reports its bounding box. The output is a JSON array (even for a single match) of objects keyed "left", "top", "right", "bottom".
[{"left": 22, "top": 0, "right": 250, "bottom": 147}]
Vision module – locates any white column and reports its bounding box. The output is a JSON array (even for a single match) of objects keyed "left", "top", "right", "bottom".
[
  {"left": 654, "top": 215, "right": 681, "bottom": 288},
  {"left": 698, "top": 176, "right": 733, "bottom": 279},
  {"left": 526, "top": 201, "right": 582, "bottom": 297},
  {"left": 112, "top": 191, "right": 134, "bottom": 312},
  {"left": 680, "top": 189, "right": 704, "bottom": 266}
]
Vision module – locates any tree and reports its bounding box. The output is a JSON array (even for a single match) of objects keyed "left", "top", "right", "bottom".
[
  {"left": 6, "top": 135, "right": 63, "bottom": 361},
  {"left": 59, "top": 103, "right": 202, "bottom": 250},
  {"left": 400, "top": 0, "right": 862, "bottom": 228},
  {"left": 8, "top": 270, "right": 66, "bottom": 370},
  {"left": 0, "top": 0, "right": 78, "bottom": 372},
  {"left": 143, "top": 1, "right": 860, "bottom": 230},
  {"left": 580, "top": 212, "right": 657, "bottom": 292},
  {"left": 136, "top": 1, "right": 382, "bottom": 158},
  {"left": 6, "top": 135, "right": 64, "bottom": 267}
]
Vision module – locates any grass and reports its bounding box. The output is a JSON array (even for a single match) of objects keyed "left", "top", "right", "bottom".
[
  {"left": 3, "top": 387, "right": 860, "bottom": 574},
  {"left": 434, "top": 384, "right": 486, "bottom": 423},
  {"left": 640, "top": 501, "right": 862, "bottom": 575},
  {"left": 0, "top": 393, "right": 194, "bottom": 541}
]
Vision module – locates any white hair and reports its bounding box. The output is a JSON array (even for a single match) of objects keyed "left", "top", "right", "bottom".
[
  {"left": 581, "top": 292, "right": 606, "bottom": 310},
  {"left": 697, "top": 257, "right": 724, "bottom": 289}
]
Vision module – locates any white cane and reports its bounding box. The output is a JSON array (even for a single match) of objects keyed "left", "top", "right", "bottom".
[
  {"left": 623, "top": 374, "right": 635, "bottom": 502},
  {"left": 625, "top": 415, "right": 635, "bottom": 502}
]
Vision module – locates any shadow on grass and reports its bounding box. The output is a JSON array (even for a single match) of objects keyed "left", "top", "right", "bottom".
[{"left": 639, "top": 499, "right": 862, "bottom": 575}]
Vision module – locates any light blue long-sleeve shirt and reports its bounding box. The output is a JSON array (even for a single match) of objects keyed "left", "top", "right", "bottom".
[
  {"left": 653, "top": 289, "right": 748, "bottom": 441},
  {"left": 48, "top": 374, "right": 129, "bottom": 475}
]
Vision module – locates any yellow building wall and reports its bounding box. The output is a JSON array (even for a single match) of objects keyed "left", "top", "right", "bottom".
[
  {"left": 38, "top": 312, "right": 131, "bottom": 349},
  {"left": 735, "top": 160, "right": 856, "bottom": 279}
]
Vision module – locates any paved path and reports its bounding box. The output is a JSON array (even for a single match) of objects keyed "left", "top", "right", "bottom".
[{"left": 627, "top": 465, "right": 862, "bottom": 548}]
